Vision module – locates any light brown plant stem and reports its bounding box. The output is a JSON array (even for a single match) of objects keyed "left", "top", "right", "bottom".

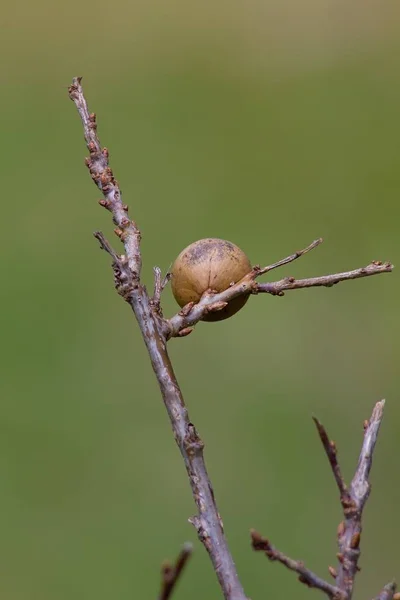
[{"left": 69, "top": 78, "right": 246, "bottom": 600}]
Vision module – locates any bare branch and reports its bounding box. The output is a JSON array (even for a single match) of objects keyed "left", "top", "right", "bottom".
[
  {"left": 165, "top": 258, "right": 392, "bottom": 338},
  {"left": 158, "top": 543, "right": 193, "bottom": 600},
  {"left": 334, "top": 400, "right": 386, "bottom": 598},
  {"left": 69, "top": 77, "right": 246, "bottom": 600},
  {"left": 312, "top": 418, "right": 352, "bottom": 509},
  {"left": 258, "top": 261, "right": 393, "bottom": 296},
  {"left": 251, "top": 530, "right": 344, "bottom": 600},
  {"left": 373, "top": 582, "right": 397, "bottom": 600}
]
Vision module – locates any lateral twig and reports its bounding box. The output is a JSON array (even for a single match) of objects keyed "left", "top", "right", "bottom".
[
  {"left": 251, "top": 530, "right": 344, "bottom": 599},
  {"left": 257, "top": 261, "right": 392, "bottom": 296},
  {"left": 159, "top": 543, "right": 193, "bottom": 600},
  {"left": 256, "top": 237, "right": 323, "bottom": 275},
  {"left": 252, "top": 401, "right": 388, "bottom": 600},
  {"left": 69, "top": 77, "right": 246, "bottom": 600},
  {"left": 152, "top": 266, "right": 172, "bottom": 316}
]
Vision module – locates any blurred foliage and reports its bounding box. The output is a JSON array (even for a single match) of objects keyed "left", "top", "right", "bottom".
[{"left": 0, "top": 0, "right": 399, "bottom": 598}]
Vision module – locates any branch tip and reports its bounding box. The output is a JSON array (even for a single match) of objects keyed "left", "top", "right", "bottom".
[
  {"left": 374, "top": 581, "right": 397, "bottom": 600},
  {"left": 256, "top": 237, "right": 323, "bottom": 277}
]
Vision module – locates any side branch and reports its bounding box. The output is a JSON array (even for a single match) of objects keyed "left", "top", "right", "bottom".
[
  {"left": 258, "top": 261, "right": 392, "bottom": 296},
  {"left": 251, "top": 530, "right": 344, "bottom": 600},
  {"left": 312, "top": 418, "right": 351, "bottom": 507}
]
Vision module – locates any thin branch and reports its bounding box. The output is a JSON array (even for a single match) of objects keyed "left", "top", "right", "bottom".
[
  {"left": 152, "top": 266, "right": 172, "bottom": 316},
  {"left": 158, "top": 543, "right": 193, "bottom": 600},
  {"left": 312, "top": 418, "right": 351, "bottom": 508},
  {"left": 165, "top": 259, "right": 393, "bottom": 338},
  {"left": 251, "top": 530, "right": 344, "bottom": 600},
  {"left": 255, "top": 237, "right": 323, "bottom": 276},
  {"left": 373, "top": 582, "right": 398, "bottom": 600},
  {"left": 258, "top": 261, "right": 393, "bottom": 296},
  {"left": 69, "top": 77, "right": 246, "bottom": 600}
]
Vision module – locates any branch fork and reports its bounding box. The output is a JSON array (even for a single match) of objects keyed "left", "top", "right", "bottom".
[{"left": 251, "top": 400, "right": 392, "bottom": 600}]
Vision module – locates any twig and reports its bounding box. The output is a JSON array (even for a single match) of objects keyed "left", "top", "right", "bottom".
[
  {"left": 256, "top": 237, "right": 322, "bottom": 275},
  {"left": 258, "top": 261, "right": 393, "bottom": 296},
  {"left": 69, "top": 77, "right": 246, "bottom": 600},
  {"left": 251, "top": 530, "right": 344, "bottom": 599},
  {"left": 373, "top": 582, "right": 398, "bottom": 600},
  {"left": 312, "top": 418, "right": 351, "bottom": 508},
  {"left": 165, "top": 259, "right": 393, "bottom": 338},
  {"left": 152, "top": 266, "right": 172, "bottom": 316},
  {"left": 251, "top": 401, "right": 388, "bottom": 600},
  {"left": 158, "top": 543, "right": 193, "bottom": 600}
]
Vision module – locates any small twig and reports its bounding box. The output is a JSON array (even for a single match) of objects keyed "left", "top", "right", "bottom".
[
  {"left": 256, "top": 237, "right": 323, "bottom": 276},
  {"left": 152, "top": 267, "right": 172, "bottom": 316},
  {"left": 165, "top": 258, "right": 393, "bottom": 338},
  {"left": 373, "top": 582, "right": 398, "bottom": 600},
  {"left": 312, "top": 418, "right": 352, "bottom": 509},
  {"left": 251, "top": 530, "right": 344, "bottom": 599},
  {"left": 258, "top": 261, "right": 393, "bottom": 296},
  {"left": 93, "top": 231, "right": 121, "bottom": 261},
  {"left": 158, "top": 543, "right": 193, "bottom": 600}
]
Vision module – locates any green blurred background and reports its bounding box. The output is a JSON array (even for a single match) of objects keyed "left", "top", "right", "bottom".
[{"left": 1, "top": 0, "right": 399, "bottom": 598}]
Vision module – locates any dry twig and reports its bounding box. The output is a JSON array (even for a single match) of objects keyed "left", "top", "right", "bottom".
[
  {"left": 152, "top": 266, "right": 172, "bottom": 317},
  {"left": 251, "top": 401, "right": 388, "bottom": 600},
  {"left": 251, "top": 530, "right": 344, "bottom": 599},
  {"left": 159, "top": 543, "right": 193, "bottom": 600}
]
